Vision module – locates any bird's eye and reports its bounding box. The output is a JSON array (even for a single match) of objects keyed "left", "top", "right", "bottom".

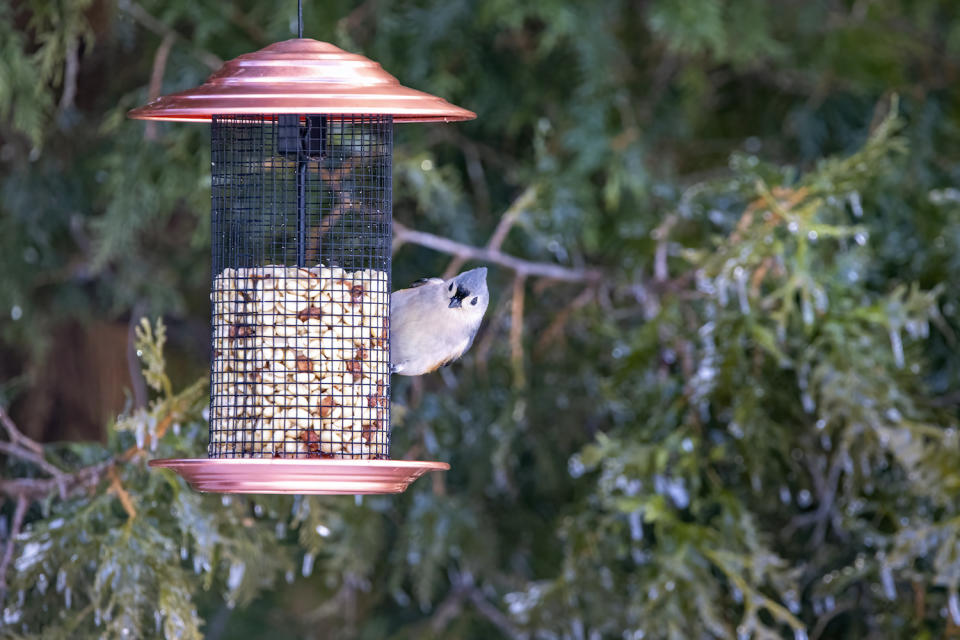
[
  {"left": 470, "top": 297, "right": 478, "bottom": 305},
  {"left": 449, "top": 283, "right": 454, "bottom": 291}
]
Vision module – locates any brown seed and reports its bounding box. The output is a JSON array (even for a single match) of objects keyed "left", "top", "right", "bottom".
[
  {"left": 296, "top": 353, "right": 314, "bottom": 372},
  {"left": 355, "top": 346, "right": 367, "bottom": 361},
  {"left": 350, "top": 284, "right": 364, "bottom": 304},
  {"left": 298, "top": 428, "right": 321, "bottom": 452},
  {"left": 319, "top": 396, "right": 337, "bottom": 418},
  {"left": 361, "top": 424, "right": 376, "bottom": 442},
  {"left": 229, "top": 323, "right": 255, "bottom": 339},
  {"left": 345, "top": 359, "right": 361, "bottom": 375},
  {"left": 297, "top": 305, "right": 323, "bottom": 322},
  {"left": 307, "top": 450, "right": 335, "bottom": 459}
]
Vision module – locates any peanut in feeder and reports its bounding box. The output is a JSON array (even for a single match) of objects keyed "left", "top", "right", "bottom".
[{"left": 129, "top": 38, "right": 475, "bottom": 494}]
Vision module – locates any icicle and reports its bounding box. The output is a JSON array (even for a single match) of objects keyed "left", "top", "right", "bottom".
[
  {"left": 716, "top": 276, "right": 730, "bottom": 307},
  {"left": 302, "top": 552, "right": 315, "bottom": 577},
  {"left": 2, "top": 608, "right": 22, "bottom": 624},
  {"left": 285, "top": 570, "right": 295, "bottom": 584},
  {"left": 824, "top": 595, "right": 835, "bottom": 611},
  {"left": 889, "top": 328, "right": 904, "bottom": 369},
  {"left": 155, "top": 611, "right": 162, "bottom": 633},
  {"left": 56, "top": 568, "right": 67, "bottom": 593},
  {"left": 849, "top": 191, "right": 863, "bottom": 218},
  {"left": 695, "top": 271, "right": 716, "bottom": 295},
  {"left": 135, "top": 421, "right": 146, "bottom": 450},
  {"left": 227, "top": 563, "right": 245, "bottom": 591},
  {"left": 572, "top": 617, "right": 585, "bottom": 640},
  {"left": 36, "top": 573, "right": 48, "bottom": 595},
  {"left": 628, "top": 510, "right": 643, "bottom": 542},
  {"left": 854, "top": 231, "right": 868, "bottom": 246},
  {"left": 813, "top": 287, "right": 828, "bottom": 313},
  {"left": 315, "top": 524, "right": 331, "bottom": 538},
  {"left": 568, "top": 455, "right": 586, "bottom": 478},
  {"left": 950, "top": 590, "right": 960, "bottom": 625},
  {"left": 735, "top": 266, "right": 750, "bottom": 314},
  {"left": 881, "top": 565, "right": 896, "bottom": 601},
  {"left": 784, "top": 590, "right": 801, "bottom": 614},
  {"left": 794, "top": 628, "right": 808, "bottom": 640},
  {"left": 64, "top": 586, "right": 71, "bottom": 609},
  {"left": 802, "top": 294, "right": 814, "bottom": 326},
  {"left": 779, "top": 486, "right": 792, "bottom": 504},
  {"left": 95, "top": 608, "right": 102, "bottom": 627}
]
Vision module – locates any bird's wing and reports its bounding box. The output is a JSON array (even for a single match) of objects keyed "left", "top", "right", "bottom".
[{"left": 407, "top": 277, "right": 444, "bottom": 289}]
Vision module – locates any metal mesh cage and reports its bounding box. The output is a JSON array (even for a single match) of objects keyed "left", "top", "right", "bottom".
[{"left": 209, "top": 114, "right": 393, "bottom": 459}]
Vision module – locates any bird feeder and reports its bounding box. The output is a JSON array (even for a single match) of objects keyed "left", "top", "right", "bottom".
[{"left": 130, "top": 39, "right": 474, "bottom": 494}]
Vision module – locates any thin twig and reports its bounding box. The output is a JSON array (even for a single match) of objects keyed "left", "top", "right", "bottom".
[
  {"left": 107, "top": 467, "right": 137, "bottom": 521},
  {"left": 0, "top": 442, "right": 66, "bottom": 499},
  {"left": 810, "top": 602, "right": 854, "bottom": 640},
  {"left": 0, "top": 407, "right": 43, "bottom": 456},
  {"left": 535, "top": 286, "right": 596, "bottom": 355},
  {"left": 394, "top": 222, "right": 602, "bottom": 283},
  {"left": 510, "top": 276, "right": 527, "bottom": 389},
  {"left": 117, "top": 0, "right": 223, "bottom": 70},
  {"left": 474, "top": 290, "right": 514, "bottom": 376},
  {"left": 467, "top": 588, "right": 523, "bottom": 640},
  {"left": 144, "top": 32, "right": 176, "bottom": 142},
  {"left": 442, "top": 186, "right": 537, "bottom": 279},
  {"left": 58, "top": 39, "right": 80, "bottom": 114}
]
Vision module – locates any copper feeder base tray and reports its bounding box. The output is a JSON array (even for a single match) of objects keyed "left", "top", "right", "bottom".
[{"left": 149, "top": 458, "right": 449, "bottom": 495}]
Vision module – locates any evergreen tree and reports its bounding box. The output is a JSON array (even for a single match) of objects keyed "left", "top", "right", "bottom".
[{"left": 1, "top": 1, "right": 959, "bottom": 638}]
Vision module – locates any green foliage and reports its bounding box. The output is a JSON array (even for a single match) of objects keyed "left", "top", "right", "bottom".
[{"left": 2, "top": 1, "right": 960, "bottom": 639}]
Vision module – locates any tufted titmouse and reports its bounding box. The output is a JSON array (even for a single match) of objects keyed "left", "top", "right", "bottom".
[{"left": 390, "top": 267, "right": 490, "bottom": 375}]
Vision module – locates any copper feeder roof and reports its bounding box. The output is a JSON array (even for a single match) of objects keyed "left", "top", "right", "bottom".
[{"left": 128, "top": 38, "right": 476, "bottom": 123}]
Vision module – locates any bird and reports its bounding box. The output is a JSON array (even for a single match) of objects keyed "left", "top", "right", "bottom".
[{"left": 390, "top": 267, "right": 490, "bottom": 376}]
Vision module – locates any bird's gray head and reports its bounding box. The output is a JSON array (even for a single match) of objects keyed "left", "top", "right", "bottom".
[{"left": 444, "top": 267, "right": 489, "bottom": 315}]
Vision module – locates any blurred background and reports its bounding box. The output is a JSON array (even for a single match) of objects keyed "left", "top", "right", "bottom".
[{"left": 2, "top": 1, "right": 960, "bottom": 638}]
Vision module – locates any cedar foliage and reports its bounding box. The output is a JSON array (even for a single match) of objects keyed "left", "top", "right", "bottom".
[{"left": 1, "top": 1, "right": 960, "bottom": 638}]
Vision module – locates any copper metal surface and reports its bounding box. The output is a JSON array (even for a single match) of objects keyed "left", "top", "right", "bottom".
[
  {"left": 149, "top": 458, "right": 450, "bottom": 494},
  {"left": 128, "top": 39, "right": 475, "bottom": 123}
]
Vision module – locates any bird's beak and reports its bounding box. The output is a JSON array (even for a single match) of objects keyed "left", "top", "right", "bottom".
[{"left": 449, "top": 285, "right": 469, "bottom": 308}]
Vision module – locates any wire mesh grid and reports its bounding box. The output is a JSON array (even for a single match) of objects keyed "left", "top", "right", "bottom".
[{"left": 209, "top": 114, "right": 393, "bottom": 459}]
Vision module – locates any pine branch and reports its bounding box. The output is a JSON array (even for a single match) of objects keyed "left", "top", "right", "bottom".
[{"left": 0, "top": 494, "right": 27, "bottom": 603}]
